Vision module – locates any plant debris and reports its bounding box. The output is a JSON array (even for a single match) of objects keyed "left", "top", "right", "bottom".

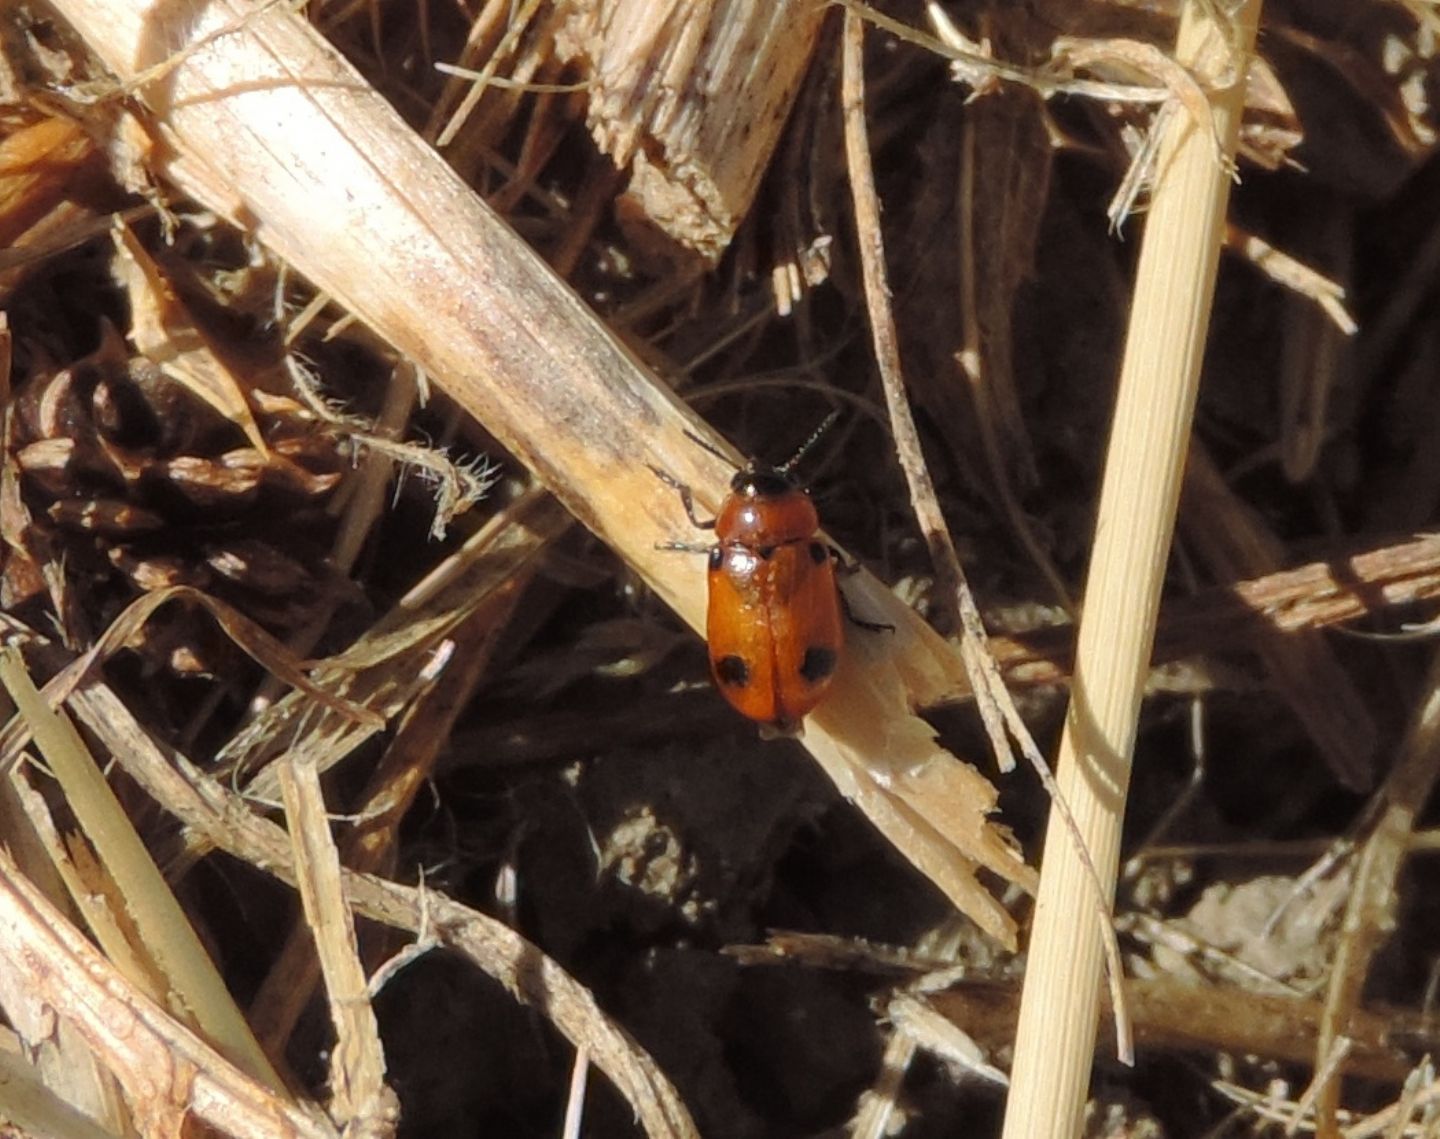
[{"left": 2, "top": 1, "right": 1440, "bottom": 1137}]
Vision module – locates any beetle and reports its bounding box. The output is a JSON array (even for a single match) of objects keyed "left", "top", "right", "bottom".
[{"left": 654, "top": 416, "right": 884, "bottom": 732}]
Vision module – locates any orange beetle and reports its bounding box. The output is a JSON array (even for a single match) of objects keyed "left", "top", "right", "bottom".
[{"left": 657, "top": 419, "right": 879, "bottom": 732}]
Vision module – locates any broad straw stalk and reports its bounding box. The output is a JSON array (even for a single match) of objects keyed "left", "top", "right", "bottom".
[{"left": 1000, "top": 2, "right": 1262, "bottom": 1137}]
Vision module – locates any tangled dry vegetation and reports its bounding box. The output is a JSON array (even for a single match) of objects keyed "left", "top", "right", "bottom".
[{"left": 1, "top": 0, "right": 1440, "bottom": 1137}]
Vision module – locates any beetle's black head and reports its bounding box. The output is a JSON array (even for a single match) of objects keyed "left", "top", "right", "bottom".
[{"left": 731, "top": 463, "right": 800, "bottom": 500}]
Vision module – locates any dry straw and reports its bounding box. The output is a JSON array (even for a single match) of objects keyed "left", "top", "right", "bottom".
[
  {"left": 1000, "top": 1, "right": 1263, "bottom": 1137},
  {"left": 46, "top": 0, "right": 1034, "bottom": 947}
]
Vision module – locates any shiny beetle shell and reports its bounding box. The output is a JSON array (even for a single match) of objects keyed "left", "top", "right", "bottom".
[{"left": 703, "top": 466, "right": 843, "bottom": 730}]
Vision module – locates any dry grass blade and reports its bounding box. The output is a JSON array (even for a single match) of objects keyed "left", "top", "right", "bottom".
[
  {"left": 1293, "top": 1036, "right": 1356, "bottom": 1135},
  {"left": 1229, "top": 224, "right": 1357, "bottom": 334},
  {"left": 276, "top": 750, "right": 392, "bottom": 1127},
  {"left": 1001, "top": 1, "right": 1262, "bottom": 1135},
  {"left": 0, "top": 648, "right": 124, "bottom": 1130},
  {"left": 988, "top": 531, "right": 1440, "bottom": 687},
  {"left": 0, "top": 645, "right": 283, "bottom": 1094},
  {"left": 1312, "top": 647, "right": 1440, "bottom": 1136},
  {"left": 0, "top": 1048, "right": 122, "bottom": 1139},
  {"left": 848, "top": 0, "right": 1183, "bottom": 106},
  {"left": 433, "top": 0, "right": 544, "bottom": 149},
  {"left": 1344, "top": 1060, "right": 1439, "bottom": 1139},
  {"left": 848, "top": 1030, "right": 919, "bottom": 1139},
  {"left": 39, "top": 585, "right": 383, "bottom": 731}
]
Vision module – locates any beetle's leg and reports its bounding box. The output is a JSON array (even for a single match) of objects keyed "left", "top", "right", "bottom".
[
  {"left": 648, "top": 464, "right": 716, "bottom": 530},
  {"left": 831, "top": 547, "right": 895, "bottom": 632},
  {"left": 656, "top": 540, "right": 713, "bottom": 554}
]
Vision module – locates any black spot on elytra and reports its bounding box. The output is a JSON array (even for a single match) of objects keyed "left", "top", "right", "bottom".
[
  {"left": 715, "top": 654, "right": 750, "bottom": 688},
  {"left": 798, "top": 646, "right": 837, "bottom": 685},
  {"left": 758, "top": 545, "right": 776, "bottom": 560}
]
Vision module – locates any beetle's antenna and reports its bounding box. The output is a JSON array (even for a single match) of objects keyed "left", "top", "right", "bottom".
[
  {"left": 778, "top": 409, "right": 841, "bottom": 474},
  {"left": 682, "top": 429, "right": 736, "bottom": 467}
]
